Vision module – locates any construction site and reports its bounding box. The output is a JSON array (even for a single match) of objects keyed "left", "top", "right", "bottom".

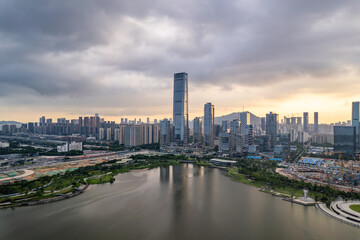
[{"left": 278, "top": 155, "right": 360, "bottom": 193}]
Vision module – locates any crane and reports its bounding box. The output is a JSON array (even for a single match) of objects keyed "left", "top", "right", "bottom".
[{"left": 331, "top": 151, "right": 344, "bottom": 181}]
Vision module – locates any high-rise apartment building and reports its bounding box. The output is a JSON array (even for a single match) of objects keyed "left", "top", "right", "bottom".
[
  {"left": 173, "top": 72, "right": 189, "bottom": 145},
  {"left": 266, "top": 112, "right": 279, "bottom": 150},
  {"left": 193, "top": 117, "right": 202, "bottom": 145},
  {"left": 204, "top": 103, "right": 215, "bottom": 147}
]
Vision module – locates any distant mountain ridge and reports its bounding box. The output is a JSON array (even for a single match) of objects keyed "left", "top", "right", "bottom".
[
  {"left": 215, "top": 111, "right": 261, "bottom": 126},
  {"left": 0, "top": 121, "right": 23, "bottom": 127}
]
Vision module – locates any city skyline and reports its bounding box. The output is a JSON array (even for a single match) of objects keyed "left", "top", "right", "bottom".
[{"left": 1, "top": 1, "right": 360, "bottom": 123}]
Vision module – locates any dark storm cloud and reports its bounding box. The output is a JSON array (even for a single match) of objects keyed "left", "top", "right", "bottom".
[{"left": 0, "top": 0, "right": 360, "bottom": 110}]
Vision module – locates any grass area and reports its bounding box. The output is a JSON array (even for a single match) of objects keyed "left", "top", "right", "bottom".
[
  {"left": 349, "top": 204, "right": 360, "bottom": 213},
  {"left": 194, "top": 161, "right": 212, "bottom": 166},
  {"left": 226, "top": 167, "right": 263, "bottom": 188},
  {"left": 226, "top": 167, "right": 309, "bottom": 199},
  {"left": 87, "top": 174, "right": 115, "bottom": 184}
]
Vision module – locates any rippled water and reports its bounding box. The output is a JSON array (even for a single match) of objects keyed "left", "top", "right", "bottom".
[{"left": 0, "top": 164, "right": 359, "bottom": 240}]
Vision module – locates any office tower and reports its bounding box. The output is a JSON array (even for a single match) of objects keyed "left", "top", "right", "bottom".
[
  {"left": 334, "top": 126, "right": 356, "bottom": 155},
  {"left": 222, "top": 120, "right": 229, "bottom": 133},
  {"left": 314, "top": 112, "right": 319, "bottom": 133},
  {"left": 39, "top": 116, "right": 45, "bottom": 126},
  {"left": 173, "top": 72, "right": 189, "bottom": 145},
  {"left": 121, "top": 118, "right": 124, "bottom": 124},
  {"left": 204, "top": 103, "right": 215, "bottom": 147},
  {"left": 240, "top": 112, "right": 250, "bottom": 136},
  {"left": 160, "top": 119, "right": 171, "bottom": 146},
  {"left": 220, "top": 132, "right": 230, "bottom": 151},
  {"left": 147, "top": 117, "right": 150, "bottom": 124},
  {"left": 229, "top": 119, "right": 241, "bottom": 151},
  {"left": 352, "top": 102, "right": 359, "bottom": 144},
  {"left": 193, "top": 117, "right": 202, "bottom": 144},
  {"left": 303, "top": 112, "right": 309, "bottom": 132},
  {"left": 266, "top": 112, "right": 279, "bottom": 150},
  {"left": 125, "top": 118, "right": 128, "bottom": 124},
  {"left": 261, "top": 117, "right": 266, "bottom": 132},
  {"left": 154, "top": 119, "right": 158, "bottom": 124},
  {"left": 27, "top": 122, "right": 34, "bottom": 133},
  {"left": 46, "top": 119, "right": 52, "bottom": 124}
]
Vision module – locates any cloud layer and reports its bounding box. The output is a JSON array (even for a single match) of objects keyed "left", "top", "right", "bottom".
[{"left": 1, "top": 0, "right": 360, "bottom": 122}]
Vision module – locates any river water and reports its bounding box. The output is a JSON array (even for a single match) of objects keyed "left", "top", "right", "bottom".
[{"left": 0, "top": 164, "right": 359, "bottom": 240}]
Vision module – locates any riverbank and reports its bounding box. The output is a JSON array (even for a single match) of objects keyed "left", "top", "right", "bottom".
[{"left": 0, "top": 157, "right": 184, "bottom": 209}]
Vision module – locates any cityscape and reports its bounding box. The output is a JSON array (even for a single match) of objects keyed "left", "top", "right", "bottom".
[{"left": 1, "top": 1, "right": 360, "bottom": 240}]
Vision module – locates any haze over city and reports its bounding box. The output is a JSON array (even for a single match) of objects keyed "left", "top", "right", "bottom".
[{"left": 1, "top": 0, "right": 360, "bottom": 123}]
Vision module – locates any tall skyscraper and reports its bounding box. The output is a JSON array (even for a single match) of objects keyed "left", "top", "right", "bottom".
[
  {"left": 266, "top": 112, "right": 279, "bottom": 150},
  {"left": 193, "top": 117, "right": 202, "bottom": 145},
  {"left": 239, "top": 112, "right": 250, "bottom": 136},
  {"left": 352, "top": 101, "right": 359, "bottom": 144},
  {"left": 229, "top": 119, "right": 241, "bottom": 151},
  {"left": 303, "top": 112, "right": 309, "bottom": 132},
  {"left": 314, "top": 112, "right": 319, "bottom": 133},
  {"left": 173, "top": 72, "right": 189, "bottom": 145},
  {"left": 261, "top": 117, "right": 266, "bottom": 132},
  {"left": 204, "top": 102, "right": 215, "bottom": 147}
]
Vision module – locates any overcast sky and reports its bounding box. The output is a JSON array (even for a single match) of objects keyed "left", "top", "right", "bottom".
[{"left": 1, "top": 0, "right": 360, "bottom": 123}]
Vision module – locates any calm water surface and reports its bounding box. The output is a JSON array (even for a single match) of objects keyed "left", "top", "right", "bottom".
[{"left": 0, "top": 164, "right": 359, "bottom": 240}]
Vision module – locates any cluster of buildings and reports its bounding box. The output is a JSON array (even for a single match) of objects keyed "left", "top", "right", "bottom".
[
  {"left": 1, "top": 71, "right": 360, "bottom": 158},
  {"left": 159, "top": 73, "right": 287, "bottom": 157}
]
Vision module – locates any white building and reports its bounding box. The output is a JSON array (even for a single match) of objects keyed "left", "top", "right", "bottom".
[
  {"left": 57, "top": 143, "right": 69, "bottom": 152},
  {"left": 69, "top": 142, "right": 83, "bottom": 151},
  {"left": 0, "top": 141, "right": 10, "bottom": 148}
]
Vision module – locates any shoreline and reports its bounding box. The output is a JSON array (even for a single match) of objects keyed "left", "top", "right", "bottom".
[
  {"left": 0, "top": 163, "right": 350, "bottom": 211},
  {"left": 0, "top": 165, "right": 166, "bottom": 209}
]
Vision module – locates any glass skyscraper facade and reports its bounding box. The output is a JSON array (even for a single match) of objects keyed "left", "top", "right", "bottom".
[
  {"left": 204, "top": 102, "right": 214, "bottom": 147},
  {"left": 266, "top": 112, "right": 278, "bottom": 150},
  {"left": 173, "top": 72, "right": 189, "bottom": 144},
  {"left": 334, "top": 126, "right": 356, "bottom": 155},
  {"left": 193, "top": 117, "right": 202, "bottom": 144}
]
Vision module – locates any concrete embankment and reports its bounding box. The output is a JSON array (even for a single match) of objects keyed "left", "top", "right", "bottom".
[{"left": 316, "top": 203, "right": 360, "bottom": 228}]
